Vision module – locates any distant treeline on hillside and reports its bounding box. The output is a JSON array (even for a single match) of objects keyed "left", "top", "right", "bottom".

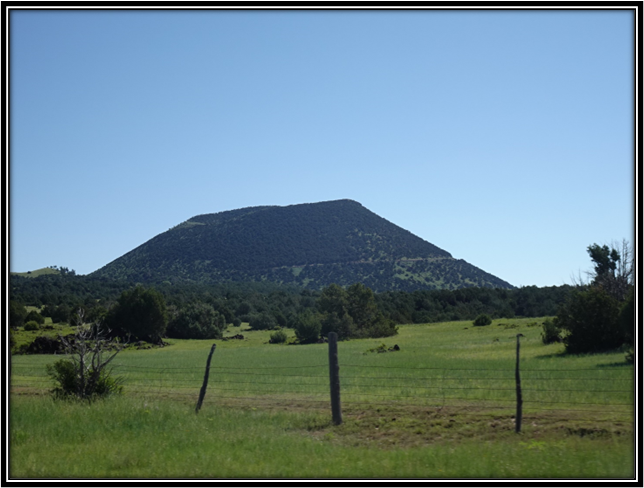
[{"left": 10, "top": 273, "right": 574, "bottom": 326}]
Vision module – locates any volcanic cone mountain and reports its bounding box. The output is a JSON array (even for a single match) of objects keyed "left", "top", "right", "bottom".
[{"left": 91, "top": 199, "right": 513, "bottom": 291}]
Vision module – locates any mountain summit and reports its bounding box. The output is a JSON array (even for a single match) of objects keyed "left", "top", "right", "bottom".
[{"left": 91, "top": 199, "right": 513, "bottom": 291}]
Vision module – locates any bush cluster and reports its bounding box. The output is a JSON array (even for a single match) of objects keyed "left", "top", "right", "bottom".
[
  {"left": 166, "top": 302, "right": 226, "bottom": 340},
  {"left": 540, "top": 318, "right": 562, "bottom": 344},
  {"left": 473, "top": 314, "right": 492, "bottom": 326},
  {"left": 23, "top": 321, "right": 41, "bottom": 331},
  {"left": 47, "top": 359, "right": 122, "bottom": 400},
  {"left": 269, "top": 328, "right": 288, "bottom": 344}
]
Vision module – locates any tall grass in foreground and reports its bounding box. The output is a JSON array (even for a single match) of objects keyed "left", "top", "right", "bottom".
[{"left": 10, "top": 396, "right": 633, "bottom": 479}]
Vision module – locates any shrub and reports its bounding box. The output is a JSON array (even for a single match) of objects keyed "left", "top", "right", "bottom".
[
  {"left": 473, "top": 314, "right": 492, "bottom": 326},
  {"left": 355, "top": 317, "right": 398, "bottom": 339},
  {"left": 46, "top": 310, "right": 124, "bottom": 400},
  {"left": 23, "top": 320, "right": 40, "bottom": 331},
  {"left": 294, "top": 311, "right": 322, "bottom": 344},
  {"left": 269, "top": 328, "right": 288, "bottom": 344},
  {"left": 541, "top": 318, "right": 562, "bottom": 344},
  {"left": 232, "top": 318, "right": 242, "bottom": 327},
  {"left": 47, "top": 358, "right": 122, "bottom": 400}
]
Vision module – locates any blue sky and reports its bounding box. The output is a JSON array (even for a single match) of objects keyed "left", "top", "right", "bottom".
[{"left": 9, "top": 9, "right": 635, "bottom": 287}]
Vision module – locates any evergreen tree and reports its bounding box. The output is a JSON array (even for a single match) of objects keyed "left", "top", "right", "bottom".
[
  {"left": 167, "top": 302, "right": 225, "bottom": 339},
  {"left": 104, "top": 286, "right": 167, "bottom": 343},
  {"left": 557, "top": 287, "right": 623, "bottom": 354}
]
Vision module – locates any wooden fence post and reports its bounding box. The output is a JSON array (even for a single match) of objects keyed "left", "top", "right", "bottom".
[
  {"left": 328, "top": 332, "right": 342, "bottom": 425},
  {"left": 515, "top": 333, "right": 523, "bottom": 433},
  {"left": 195, "top": 344, "right": 216, "bottom": 414}
]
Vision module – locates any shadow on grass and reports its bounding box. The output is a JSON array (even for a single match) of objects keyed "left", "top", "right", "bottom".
[{"left": 534, "top": 349, "right": 632, "bottom": 368}]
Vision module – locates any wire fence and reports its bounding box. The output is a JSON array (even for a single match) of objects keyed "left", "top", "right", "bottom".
[{"left": 10, "top": 356, "right": 634, "bottom": 425}]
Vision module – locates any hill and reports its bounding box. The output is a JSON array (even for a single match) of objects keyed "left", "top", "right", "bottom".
[
  {"left": 90, "top": 199, "right": 513, "bottom": 291},
  {"left": 11, "top": 267, "right": 61, "bottom": 278}
]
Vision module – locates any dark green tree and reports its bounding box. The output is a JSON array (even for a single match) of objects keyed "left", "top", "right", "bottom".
[
  {"left": 317, "top": 284, "right": 354, "bottom": 339},
  {"left": 618, "top": 288, "right": 634, "bottom": 362},
  {"left": 24, "top": 310, "right": 45, "bottom": 325},
  {"left": 557, "top": 287, "right": 623, "bottom": 354},
  {"left": 320, "top": 312, "right": 356, "bottom": 340},
  {"left": 587, "top": 244, "right": 620, "bottom": 277},
  {"left": 619, "top": 288, "right": 635, "bottom": 345},
  {"left": 249, "top": 312, "right": 277, "bottom": 331},
  {"left": 317, "top": 284, "right": 350, "bottom": 319},
  {"left": 586, "top": 240, "right": 633, "bottom": 301},
  {"left": 556, "top": 241, "right": 633, "bottom": 354},
  {"left": 346, "top": 283, "right": 397, "bottom": 338},
  {"left": 317, "top": 283, "right": 397, "bottom": 339},
  {"left": 50, "top": 304, "right": 72, "bottom": 324},
  {"left": 293, "top": 310, "right": 322, "bottom": 344},
  {"left": 9, "top": 301, "right": 27, "bottom": 329},
  {"left": 166, "top": 302, "right": 225, "bottom": 339},
  {"left": 346, "top": 283, "right": 379, "bottom": 330},
  {"left": 104, "top": 286, "right": 167, "bottom": 343}
]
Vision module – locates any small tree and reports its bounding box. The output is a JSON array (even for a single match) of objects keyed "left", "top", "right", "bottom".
[
  {"left": 166, "top": 303, "right": 225, "bottom": 339},
  {"left": 317, "top": 283, "right": 398, "bottom": 340},
  {"left": 24, "top": 310, "right": 45, "bottom": 325},
  {"left": 9, "top": 301, "right": 27, "bottom": 329},
  {"left": 294, "top": 310, "right": 322, "bottom": 344},
  {"left": 561, "top": 241, "right": 633, "bottom": 354},
  {"left": 249, "top": 312, "right": 277, "bottom": 331},
  {"left": 321, "top": 312, "right": 356, "bottom": 340},
  {"left": 104, "top": 286, "right": 167, "bottom": 343},
  {"left": 50, "top": 304, "right": 72, "bottom": 324},
  {"left": 46, "top": 310, "right": 124, "bottom": 400},
  {"left": 541, "top": 318, "right": 563, "bottom": 344},
  {"left": 582, "top": 240, "right": 633, "bottom": 301}
]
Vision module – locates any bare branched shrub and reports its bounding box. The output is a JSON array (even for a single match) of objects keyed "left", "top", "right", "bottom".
[{"left": 46, "top": 309, "right": 125, "bottom": 400}]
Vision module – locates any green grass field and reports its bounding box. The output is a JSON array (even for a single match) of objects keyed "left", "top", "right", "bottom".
[
  {"left": 9, "top": 318, "right": 635, "bottom": 479},
  {"left": 11, "top": 267, "right": 60, "bottom": 278}
]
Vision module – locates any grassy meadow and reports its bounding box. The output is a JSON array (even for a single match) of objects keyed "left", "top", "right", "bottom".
[{"left": 9, "top": 318, "right": 635, "bottom": 479}]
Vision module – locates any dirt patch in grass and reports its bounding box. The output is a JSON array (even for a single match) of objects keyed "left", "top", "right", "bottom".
[
  {"left": 167, "top": 395, "right": 633, "bottom": 449},
  {"left": 301, "top": 404, "right": 633, "bottom": 449}
]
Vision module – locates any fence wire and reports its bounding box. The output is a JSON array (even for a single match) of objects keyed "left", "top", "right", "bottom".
[{"left": 10, "top": 358, "right": 634, "bottom": 423}]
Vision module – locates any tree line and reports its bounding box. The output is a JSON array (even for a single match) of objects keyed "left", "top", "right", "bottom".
[
  {"left": 9, "top": 240, "right": 634, "bottom": 356},
  {"left": 11, "top": 274, "right": 575, "bottom": 341}
]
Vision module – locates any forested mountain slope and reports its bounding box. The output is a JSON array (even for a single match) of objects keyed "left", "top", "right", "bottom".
[{"left": 90, "top": 199, "right": 513, "bottom": 291}]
